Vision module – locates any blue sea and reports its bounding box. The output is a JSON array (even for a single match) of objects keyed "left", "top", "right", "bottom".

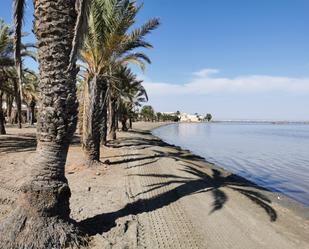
[{"left": 153, "top": 122, "right": 309, "bottom": 206}]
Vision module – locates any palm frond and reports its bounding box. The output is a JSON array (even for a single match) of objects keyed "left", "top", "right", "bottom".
[
  {"left": 0, "top": 20, "right": 10, "bottom": 54},
  {"left": 21, "top": 50, "right": 37, "bottom": 61},
  {"left": 21, "top": 42, "right": 36, "bottom": 50},
  {"left": 0, "top": 57, "right": 14, "bottom": 67},
  {"left": 129, "top": 18, "right": 160, "bottom": 43},
  {"left": 69, "top": 0, "right": 91, "bottom": 69},
  {"left": 118, "top": 52, "right": 151, "bottom": 71}
]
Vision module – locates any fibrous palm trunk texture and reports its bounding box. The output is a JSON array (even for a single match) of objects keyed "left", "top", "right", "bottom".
[
  {"left": 108, "top": 96, "right": 117, "bottom": 140},
  {"left": 13, "top": 78, "right": 22, "bottom": 128},
  {"left": 82, "top": 76, "right": 105, "bottom": 164},
  {"left": 0, "top": 1, "right": 87, "bottom": 248}
]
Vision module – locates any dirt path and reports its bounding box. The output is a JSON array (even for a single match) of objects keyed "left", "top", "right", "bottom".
[{"left": 1, "top": 123, "right": 309, "bottom": 249}]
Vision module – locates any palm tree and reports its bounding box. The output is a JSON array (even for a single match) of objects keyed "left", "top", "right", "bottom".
[
  {"left": 13, "top": 0, "right": 37, "bottom": 129},
  {"left": 22, "top": 71, "right": 38, "bottom": 124},
  {"left": 115, "top": 66, "right": 148, "bottom": 131},
  {"left": 140, "top": 105, "right": 155, "bottom": 121},
  {"left": 80, "top": 0, "right": 159, "bottom": 164},
  {"left": 0, "top": 0, "right": 90, "bottom": 248},
  {"left": 0, "top": 18, "right": 37, "bottom": 128},
  {"left": 0, "top": 65, "right": 37, "bottom": 126},
  {"left": 0, "top": 20, "right": 14, "bottom": 134}
]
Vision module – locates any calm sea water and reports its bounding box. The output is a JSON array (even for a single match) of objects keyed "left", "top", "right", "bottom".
[{"left": 153, "top": 122, "right": 309, "bottom": 206}]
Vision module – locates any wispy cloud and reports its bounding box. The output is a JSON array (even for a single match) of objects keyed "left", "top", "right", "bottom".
[
  {"left": 142, "top": 68, "right": 309, "bottom": 96},
  {"left": 192, "top": 68, "right": 220, "bottom": 77}
]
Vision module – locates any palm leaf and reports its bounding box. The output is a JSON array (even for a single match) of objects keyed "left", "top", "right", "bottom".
[{"left": 69, "top": 0, "right": 91, "bottom": 69}]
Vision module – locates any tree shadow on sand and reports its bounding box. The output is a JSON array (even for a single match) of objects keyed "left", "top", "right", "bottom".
[
  {"left": 0, "top": 134, "right": 37, "bottom": 153},
  {"left": 80, "top": 154, "right": 278, "bottom": 237},
  {"left": 133, "top": 165, "right": 277, "bottom": 219}
]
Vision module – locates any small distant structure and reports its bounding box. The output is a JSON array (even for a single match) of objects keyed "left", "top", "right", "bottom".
[
  {"left": 155, "top": 111, "right": 212, "bottom": 123},
  {"left": 179, "top": 113, "right": 200, "bottom": 122},
  {"left": 177, "top": 112, "right": 213, "bottom": 122},
  {"left": 161, "top": 112, "right": 177, "bottom": 116}
]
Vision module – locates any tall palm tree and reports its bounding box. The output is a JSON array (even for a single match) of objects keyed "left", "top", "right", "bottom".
[
  {"left": 0, "top": 20, "right": 12, "bottom": 134},
  {"left": 0, "top": 20, "right": 17, "bottom": 134},
  {"left": 0, "top": 18, "right": 37, "bottom": 128},
  {"left": 0, "top": 0, "right": 90, "bottom": 248},
  {"left": 13, "top": 0, "right": 24, "bottom": 129},
  {"left": 22, "top": 71, "right": 38, "bottom": 124},
  {"left": 80, "top": 0, "right": 159, "bottom": 164},
  {"left": 113, "top": 66, "right": 148, "bottom": 131}
]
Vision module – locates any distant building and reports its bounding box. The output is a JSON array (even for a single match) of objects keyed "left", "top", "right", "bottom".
[
  {"left": 158, "top": 111, "right": 207, "bottom": 122},
  {"left": 179, "top": 113, "right": 200, "bottom": 122},
  {"left": 161, "top": 112, "right": 177, "bottom": 115}
]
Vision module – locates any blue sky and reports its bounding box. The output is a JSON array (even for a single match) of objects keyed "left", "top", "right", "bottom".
[{"left": 1, "top": 0, "right": 309, "bottom": 120}]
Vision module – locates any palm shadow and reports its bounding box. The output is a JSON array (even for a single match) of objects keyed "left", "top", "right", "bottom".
[
  {"left": 79, "top": 164, "right": 277, "bottom": 237},
  {"left": 104, "top": 143, "right": 206, "bottom": 166},
  {"left": 79, "top": 129, "right": 278, "bottom": 236},
  {"left": 0, "top": 134, "right": 37, "bottom": 153},
  {"left": 134, "top": 165, "right": 277, "bottom": 219}
]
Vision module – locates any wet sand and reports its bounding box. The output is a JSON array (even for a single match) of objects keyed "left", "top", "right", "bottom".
[{"left": 0, "top": 122, "right": 309, "bottom": 248}]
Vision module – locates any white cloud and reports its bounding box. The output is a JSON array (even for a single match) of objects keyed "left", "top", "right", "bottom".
[
  {"left": 142, "top": 68, "right": 309, "bottom": 96},
  {"left": 192, "top": 68, "right": 220, "bottom": 77}
]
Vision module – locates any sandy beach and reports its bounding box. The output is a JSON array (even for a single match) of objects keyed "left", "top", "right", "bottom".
[{"left": 0, "top": 122, "right": 309, "bottom": 249}]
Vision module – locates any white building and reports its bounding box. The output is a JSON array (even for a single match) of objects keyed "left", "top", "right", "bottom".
[{"left": 179, "top": 113, "right": 200, "bottom": 122}]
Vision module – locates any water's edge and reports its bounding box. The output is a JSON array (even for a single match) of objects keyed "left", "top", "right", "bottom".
[{"left": 149, "top": 123, "right": 309, "bottom": 219}]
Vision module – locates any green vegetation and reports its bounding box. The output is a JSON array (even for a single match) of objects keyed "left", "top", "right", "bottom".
[
  {"left": 205, "top": 113, "right": 213, "bottom": 122},
  {"left": 79, "top": 0, "right": 159, "bottom": 163},
  {"left": 156, "top": 112, "right": 180, "bottom": 122},
  {"left": 0, "top": 1, "right": 159, "bottom": 248},
  {"left": 0, "top": 19, "right": 37, "bottom": 133},
  {"left": 0, "top": 1, "right": 212, "bottom": 248},
  {"left": 140, "top": 105, "right": 155, "bottom": 121}
]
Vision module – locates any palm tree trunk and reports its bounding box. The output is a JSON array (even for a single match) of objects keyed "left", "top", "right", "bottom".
[
  {"left": 100, "top": 86, "right": 108, "bottom": 145},
  {"left": 30, "top": 99, "right": 36, "bottom": 125},
  {"left": 129, "top": 117, "right": 132, "bottom": 129},
  {"left": 121, "top": 116, "right": 128, "bottom": 131},
  {"left": 78, "top": 87, "right": 85, "bottom": 135},
  {"left": 82, "top": 76, "right": 102, "bottom": 164},
  {"left": 108, "top": 96, "right": 117, "bottom": 140},
  {"left": 0, "top": 1, "right": 85, "bottom": 248},
  {"left": 6, "top": 94, "right": 13, "bottom": 124},
  {"left": 13, "top": 78, "right": 22, "bottom": 128},
  {"left": 0, "top": 91, "right": 6, "bottom": 135},
  {"left": 115, "top": 112, "right": 119, "bottom": 129}
]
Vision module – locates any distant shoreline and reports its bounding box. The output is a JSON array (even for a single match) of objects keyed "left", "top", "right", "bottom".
[
  {"left": 212, "top": 120, "right": 309, "bottom": 124},
  {"left": 151, "top": 120, "right": 309, "bottom": 125}
]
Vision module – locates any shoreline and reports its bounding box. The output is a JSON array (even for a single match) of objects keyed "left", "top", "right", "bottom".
[{"left": 139, "top": 121, "right": 309, "bottom": 219}]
